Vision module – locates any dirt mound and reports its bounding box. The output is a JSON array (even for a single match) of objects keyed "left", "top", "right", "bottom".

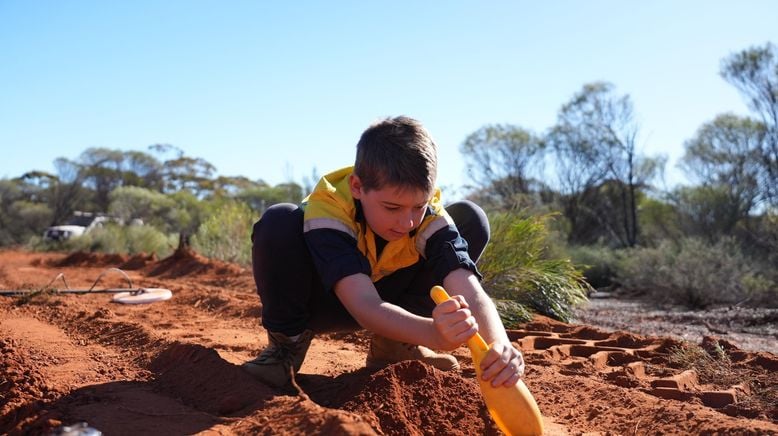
[
  {"left": 341, "top": 360, "right": 500, "bottom": 435},
  {"left": 53, "top": 251, "right": 129, "bottom": 267},
  {"left": 149, "top": 341, "right": 274, "bottom": 415},
  {"left": 118, "top": 252, "right": 158, "bottom": 270},
  {"left": 146, "top": 248, "right": 244, "bottom": 278},
  {"left": 240, "top": 396, "right": 377, "bottom": 435}
]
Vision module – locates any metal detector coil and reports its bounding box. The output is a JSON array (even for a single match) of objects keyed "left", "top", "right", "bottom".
[{"left": 112, "top": 288, "right": 173, "bottom": 304}]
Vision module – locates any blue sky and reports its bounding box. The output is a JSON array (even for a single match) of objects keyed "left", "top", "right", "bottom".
[{"left": 1, "top": 1, "right": 777, "bottom": 197}]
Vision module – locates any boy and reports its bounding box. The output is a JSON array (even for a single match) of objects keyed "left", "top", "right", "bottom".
[{"left": 244, "top": 116, "right": 524, "bottom": 390}]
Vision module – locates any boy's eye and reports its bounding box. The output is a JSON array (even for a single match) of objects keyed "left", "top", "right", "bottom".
[{"left": 383, "top": 205, "right": 426, "bottom": 212}]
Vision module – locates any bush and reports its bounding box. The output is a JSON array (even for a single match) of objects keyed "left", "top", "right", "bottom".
[
  {"left": 192, "top": 201, "right": 256, "bottom": 266},
  {"left": 615, "top": 237, "right": 777, "bottom": 308},
  {"left": 478, "top": 211, "right": 591, "bottom": 323},
  {"left": 29, "top": 223, "right": 177, "bottom": 258},
  {"left": 71, "top": 224, "right": 176, "bottom": 257},
  {"left": 565, "top": 244, "right": 619, "bottom": 289}
]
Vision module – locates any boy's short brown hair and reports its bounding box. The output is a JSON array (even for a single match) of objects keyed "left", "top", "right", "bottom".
[{"left": 354, "top": 116, "right": 438, "bottom": 194}]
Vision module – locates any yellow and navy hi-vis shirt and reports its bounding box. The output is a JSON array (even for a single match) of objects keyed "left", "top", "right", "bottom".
[{"left": 302, "top": 166, "right": 479, "bottom": 291}]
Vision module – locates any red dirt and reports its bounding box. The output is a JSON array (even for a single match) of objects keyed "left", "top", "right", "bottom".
[{"left": 1, "top": 249, "right": 776, "bottom": 435}]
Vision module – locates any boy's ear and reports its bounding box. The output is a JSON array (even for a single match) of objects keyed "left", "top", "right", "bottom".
[{"left": 349, "top": 174, "right": 363, "bottom": 199}]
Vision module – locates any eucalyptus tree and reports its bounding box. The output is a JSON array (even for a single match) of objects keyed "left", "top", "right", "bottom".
[
  {"left": 48, "top": 157, "right": 90, "bottom": 224},
  {"left": 547, "top": 82, "right": 662, "bottom": 247},
  {"left": 680, "top": 113, "right": 765, "bottom": 235},
  {"left": 122, "top": 150, "right": 165, "bottom": 191},
  {"left": 721, "top": 42, "right": 778, "bottom": 207},
  {"left": 78, "top": 147, "right": 127, "bottom": 211},
  {"left": 460, "top": 124, "right": 543, "bottom": 209},
  {"left": 162, "top": 155, "right": 217, "bottom": 197}
]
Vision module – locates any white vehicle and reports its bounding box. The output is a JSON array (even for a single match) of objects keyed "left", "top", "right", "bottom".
[{"left": 43, "top": 212, "right": 118, "bottom": 241}]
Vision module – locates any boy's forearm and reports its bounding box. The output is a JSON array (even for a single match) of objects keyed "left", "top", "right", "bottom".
[
  {"left": 334, "top": 274, "right": 447, "bottom": 349},
  {"left": 443, "top": 268, "right": 510, "bottom": 346}
]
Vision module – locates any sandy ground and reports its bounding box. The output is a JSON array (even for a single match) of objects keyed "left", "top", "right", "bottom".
[
  {"left": 1, "top": 249, "right": 776, "bottom": 435},
  {"left": 574, "top": 296, "right": 778, "bottom": 355}
]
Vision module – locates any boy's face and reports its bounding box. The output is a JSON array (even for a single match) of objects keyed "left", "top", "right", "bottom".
[{"left": 349, "top": 174, "right": 430, "bottom": 241}]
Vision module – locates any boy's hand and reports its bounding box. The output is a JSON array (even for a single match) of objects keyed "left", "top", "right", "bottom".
[
  {"left": 431, "top": 294, "right": 478, "bottom": 350},
  {"left": 480, "top": 341, "right": 525, "bottom": 387}
]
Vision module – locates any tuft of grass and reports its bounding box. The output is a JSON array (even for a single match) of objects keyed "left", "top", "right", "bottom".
[
  {"left": 479, "top": 210, "right": 591, "bottom": 323},
  {"left": 667, "top": 342, "right": 741, "bottom": 387},
  {"left": 494, "top": 299, "right": 534, "bottom": 328}
]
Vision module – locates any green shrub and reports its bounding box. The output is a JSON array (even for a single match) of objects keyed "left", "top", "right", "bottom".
[
  {"left": 478, "top": 211, "right": 591, "bottom": 323},
  {"left": 565, "top": 244, "right": 619, "bottom": 289},
  {"left": 26, "top": 235, "right": 62, "bottom": 252},
  {"left": 615, "top": 237, "right": 777, "bottom": 308},
  {"left": 192, "top": 200, "right": 256, "bottom": 266},
  {"left": 638, "top": 195, "right": 682, "bottom": 246},
  {"left": 67, "top": 224, "right": 176, "bottom": 257},
  {"left": 27, "top": 224, "right": 176, "bottom": 257}
]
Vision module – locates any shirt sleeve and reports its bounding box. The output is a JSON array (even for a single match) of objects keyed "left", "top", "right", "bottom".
[
  {"left": 304, "top": 228, "right": 371, "bottom": 291},
  {"left": 423, "top": 223, "right": 482, "bottom": 284}
]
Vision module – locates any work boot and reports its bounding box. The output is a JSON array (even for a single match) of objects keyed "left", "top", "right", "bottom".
[
  {"left": 242, "top": 329, "right": 314, "bottom": 388},
  {"left": 365, "top": 334, "right": 460, "bottom": 371}
]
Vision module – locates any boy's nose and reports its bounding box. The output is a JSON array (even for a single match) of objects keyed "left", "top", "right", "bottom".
[{"left": 399, "top": 212, "right": 415, "bottom": 231}]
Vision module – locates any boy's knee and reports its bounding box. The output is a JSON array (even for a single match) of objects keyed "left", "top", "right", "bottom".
[
  {"left": 252, "top": 203, "right": 300, "bottom": 245},
  {"left": 446, "top": 200, "right": 490, "bottom": 261},
  {"left": 446, "top": 200, "right": 489, "bottom": 239}
]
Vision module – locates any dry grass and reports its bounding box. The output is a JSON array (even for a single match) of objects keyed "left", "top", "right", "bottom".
[
  {"left": 667, "top": 342, "right": 742, "bottom": 388},
  {"left": 666, "top": 341, "right": 778, "bottom": 422}
]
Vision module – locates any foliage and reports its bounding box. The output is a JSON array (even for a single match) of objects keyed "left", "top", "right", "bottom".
[
  {"left": 78, "top": 147, "right": 138, "bottom": 210},
  {"left": 681, "top": 113, "right": 764, "bottom": 220},
  {"left": 460, "top": 124, "right": 543, "bottom": 208},
  {"left": 720, "top": 42, "right": 778, "bottom": 206},
  {"left": 546, "top": 81, "right": 664, "bottom": 248},
  {"left": 108, "top": 186, "right": 177, "bottom": 231},
  {"left": 237, "top": 182, "right": 304, "bottom": 213},
  {"left": 744, "top": 211, "right": 778, "bottom": 264},
  {"left": 37, "top": 223, "right": 177, "bottom": 257},
  {"left": 0, "top": 180, "right": 36, "bottom": 245},
  {"left": 493, "top": 299, "right": 534, "bottom": 328},
  {"left": 478, "top": 210, "right": 590, "bottom": 323},
  {"left": 192, "top": 200, "right": 256, "bottom": 266},
  {"left": 636, "top": 194, "right": 683, "bottom": 246},
  {"left": 615, "top": 237, "right": 777, "bottom": 308},
  {"left": 11, "top": 201, "right": 53, "bottom": 239},
  {"left": 162, "top": 155, "right": 217, "bottom": 196},
  {"left": 167, "top": 190, "right": 218, "bottom": 237},
  {"left": 564, "top": 244, "right": 619, "bottom": 289},
  {"left": 669, "top": 185, "right": 746, "bottom": 241}
]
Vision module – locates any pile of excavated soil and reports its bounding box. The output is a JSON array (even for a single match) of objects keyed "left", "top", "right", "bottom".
[{"left": 1, "top": 249, "right": 776, "bottom": 435}]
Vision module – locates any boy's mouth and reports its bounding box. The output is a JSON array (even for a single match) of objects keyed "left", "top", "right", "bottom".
[{"left": 387, "top": 229, "right": 406, "bottom": 239}]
